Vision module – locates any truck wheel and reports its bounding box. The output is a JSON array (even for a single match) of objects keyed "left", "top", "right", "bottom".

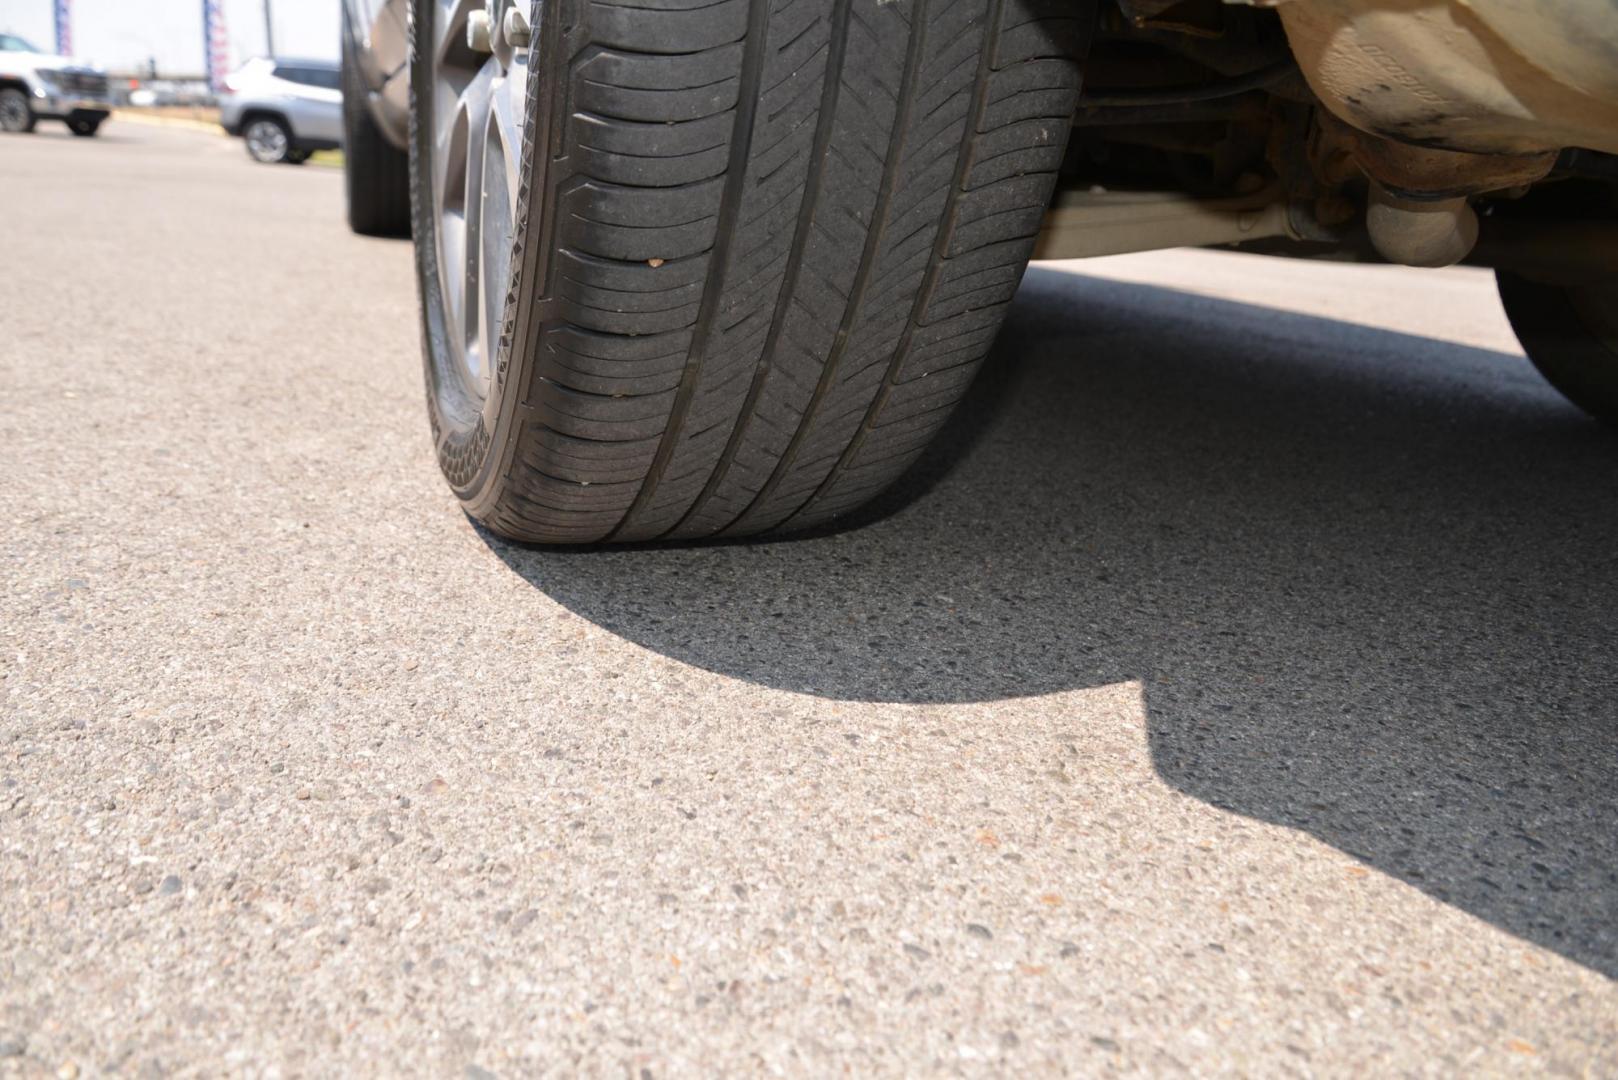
[
  {"left": 344, "top": 3, "right": 410, "bottom": 236},
  {"left": 0, "top": 88, "right": 35, "bottom": 133},
  {"left": 411, "top": 0, "right": 1089, "bottom": 543},
  {"left": 67, "top": 114, "right": 102, "bottom": 136},
  {"left": 1498, "top": 271, "right": 1618, "bottom": 425},
  {"left": 243, "top": 116, "right": 292, "bottom": 163}
]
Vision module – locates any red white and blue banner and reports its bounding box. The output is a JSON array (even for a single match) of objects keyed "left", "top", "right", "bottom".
[
  {"left": 53, "top": 0, "right": 72, "bottom": 55},
  {"left": 202, "top": 0, "right": 232, "bottom": 90}
]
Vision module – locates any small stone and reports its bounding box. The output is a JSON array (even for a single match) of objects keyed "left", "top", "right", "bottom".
[
  {"left": 1000, "top": 1032, "right": 1020, "bottom": 1050},
  {"left": 902, "top": 943, "right": 931, "bottom": 961},
  {"left": 132, "top": 878, "right": 155, "bottom": 896},
  {"left": 966, "top": 923, "right": 992, "bottom": 939},
  {"left": 465, "top": 1067, "right": 498, "bottom": 1080},
  {"left": 295, "top": 789, "right": 312, "bottom": 801},
  {"left": 58, "top": 1062, "right": 80, "bottom": 1079},
  {"left": 646, "top": 258, "right": 665, "bottom": 268},
  {"left": 0, "top": 1037, "right": 25, "bottom": 1058},
  {"left": 1091, "top": 1036, "right": 1121, "bottom": 1053},
  {"left": 159, "top": 875, "right": 181, "bottom": 896}
]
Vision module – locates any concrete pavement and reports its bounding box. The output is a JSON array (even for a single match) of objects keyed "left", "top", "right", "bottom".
[{"left": 3, "top": 121, "right": 1616, "bottom": 1076}]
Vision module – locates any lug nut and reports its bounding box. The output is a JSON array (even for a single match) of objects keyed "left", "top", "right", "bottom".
[
  {"left": 467, "top": 9, "right": 493, "bottom": 52},
  {"left": 504, "top": 4, "right": 531, "bottom": 47}
]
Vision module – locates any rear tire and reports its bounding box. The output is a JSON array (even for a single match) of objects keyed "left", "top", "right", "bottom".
[
  {"left": 413, "top": 0, "right": 1090, "bottom": 544},
  {"left": 1498, "top": 271, "right": 1618, "bottom": 425},
  {"left": 67, "top": 114, "right": 102, "bottom": 137},
  {"left": 344, "top": 3, "right": 411, "bottom": 236},
  {"left": 0, "top": 87, "right": 35, "bottom": 133}
]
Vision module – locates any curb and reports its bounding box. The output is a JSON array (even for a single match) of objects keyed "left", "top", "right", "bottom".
[{"left": 111, "top": 110, "right": 226, "bottom": 136}]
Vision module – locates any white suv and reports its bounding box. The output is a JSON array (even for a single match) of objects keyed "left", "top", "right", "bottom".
[
  {"left": 0, "top": 33, "right": 110, "bottom": 137},
  {"left": 218, "top": 57, "right": 342, "bottom": 165}
]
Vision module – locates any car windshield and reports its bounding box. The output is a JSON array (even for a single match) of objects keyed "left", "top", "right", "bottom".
[{"left": 0, "top": 34, "right": 44, "bottom": 53}]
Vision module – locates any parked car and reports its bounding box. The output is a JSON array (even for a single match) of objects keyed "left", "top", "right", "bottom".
[
  {"left": 0, "top": 32, "right": 110, "bottom": 136},
  {"left": 343, "top": 0, "right": 1618, "bottom": 545},
  {"left": 218, "top": 57, "right": 342, "bottom": 165}
]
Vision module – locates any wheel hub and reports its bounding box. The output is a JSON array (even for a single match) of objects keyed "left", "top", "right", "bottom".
[
  {"left": 246, "top": 120, "right": 286, "bottom": 161},
  {"left": 426, "top": 0, "right": 530, "bottom": 403}
]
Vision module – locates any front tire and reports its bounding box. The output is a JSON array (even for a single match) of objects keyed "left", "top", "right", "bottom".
[
  {"left": 344, "top": 3, "right": 411, "bottom": 236},
  {"left": 67, "top": 114, "right": 102, "bottom": 137},
  {"left": 412, "top": 0, "right": 1090, "bottom": 544},
  {"left": 1498, "top": 272, "right": 1618, "bottom": 425},
  {"left": 243, "top": 116, "right": 293, "bottom": 163},
  {"left": 0, "top": 87, "right": 35, "bottom": 133}
]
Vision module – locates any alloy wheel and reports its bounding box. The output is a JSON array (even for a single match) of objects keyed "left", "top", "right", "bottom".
[
  {"left": 245, "top": 119, "right": 289, "bottom": 163},
  {"left": 0, "top": 90, "right": 30, "bottom": 133},
  {"left": 422, "top": 0, "right": 530, "bottom": 403}
]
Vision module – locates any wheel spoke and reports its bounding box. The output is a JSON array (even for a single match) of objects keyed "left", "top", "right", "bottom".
[
  {"left": 425, "top": 0, "right": 532, "bottom": 403},
  {"left": 477, "top": 58, "right": 526, "bottom": 377},
  {"left": 489, "top": 56, "right": 527, "bottom": 223},
  {"left": 433, "top": 0, "right": 485, "bottom": 66}
]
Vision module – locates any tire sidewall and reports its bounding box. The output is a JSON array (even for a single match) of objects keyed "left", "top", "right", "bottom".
[
  {"left": 408, "top": 0, "right": 553, "bottom": 509},
  {"left": 1499, "top": 271, "right": 1618, "bottom": 424}
]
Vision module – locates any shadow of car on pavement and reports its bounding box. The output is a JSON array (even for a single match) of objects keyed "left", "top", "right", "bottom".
[{"left": 482, "top": 266, "right": 1618, "bottom": 979}]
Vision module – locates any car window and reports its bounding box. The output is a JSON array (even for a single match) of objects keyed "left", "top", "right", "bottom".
[
  {"left": 0, "top": 34, "right": 43, "bottom": 52},
  {"left": 273, "top": 64, "right": 340, "bottom": 90}
]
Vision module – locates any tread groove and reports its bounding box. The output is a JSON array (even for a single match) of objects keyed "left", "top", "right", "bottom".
[
  {"left": 781, "top": 0, "right": 1004, "bottom": 528},
  {"left": 665, "top": 0, "right": 856, "bottom": 538},
  {"left": 603, "top": 0, "right": 775, "bottom": 541},
  {"left": 720, "top": 0, "right": 933, "bottom": 536}
]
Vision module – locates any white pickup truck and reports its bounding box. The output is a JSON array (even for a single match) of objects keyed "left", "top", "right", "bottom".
[{"left": 0, "top": 32, "right": 110, "bottom": 137}]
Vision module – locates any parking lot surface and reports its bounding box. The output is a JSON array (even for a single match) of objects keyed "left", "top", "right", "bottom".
[{"left": 3, "top": 122, "right": 1616, "bottom": 1076}]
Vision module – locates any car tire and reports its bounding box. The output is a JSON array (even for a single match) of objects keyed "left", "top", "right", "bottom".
[
  {"left": 286, "top": 149, "right": 311, "bottom": 165},
  {"left": 1497, "top": 271, "right": 1618, "bottom": 425},
  {"left": 0, "top": 87, "right": 36, "bottom": 133},
  {"left": 411, "top": 0, "right": 1091, "bottom": 544},
  {"left": 243, "top": 116, "right": 293, "bottom": 163},
  {"left": 344, "top": 6, "right": 411, "bottom": 237},
  {"left": 67, "top": 114, "right": 102, "bottom": 137}
]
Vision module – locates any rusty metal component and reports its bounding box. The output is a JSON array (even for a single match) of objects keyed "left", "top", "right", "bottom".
[
  {"left": 1276, "top": 0, "right": 1618, "bottom": 156},
  {"left": 1364, "top": 184, "right": 1477, "bottom": 267},
  {"left": 1347, "top": 123, "right": 1556, "bottom": 198},
  {"left": 1303, "top": 114, "right": 1551, "bottom": 267}
]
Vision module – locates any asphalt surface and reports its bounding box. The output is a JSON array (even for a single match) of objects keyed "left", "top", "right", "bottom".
[{"left": 3, "top": 121, "right": 1616, "bottom": 1076}]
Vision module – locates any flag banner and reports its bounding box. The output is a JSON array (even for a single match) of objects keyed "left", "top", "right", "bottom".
[
  {"left": 202, "top": 0, "right": 232, "bottom": 91},
  {"left": 53, "top": 0, "right": 71, "bottom": 55}
]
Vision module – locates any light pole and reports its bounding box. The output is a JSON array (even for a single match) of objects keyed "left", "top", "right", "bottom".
[{"left": 262, "top": 0, "right": 275, "bottom": 58}]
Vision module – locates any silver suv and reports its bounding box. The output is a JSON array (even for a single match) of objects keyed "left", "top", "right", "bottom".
[
  {"left": 218, "top": 57, "right": 342, "bottom": 165},
  {"left": 0, "top": 32, "right": 110, "bottom": 137}
]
